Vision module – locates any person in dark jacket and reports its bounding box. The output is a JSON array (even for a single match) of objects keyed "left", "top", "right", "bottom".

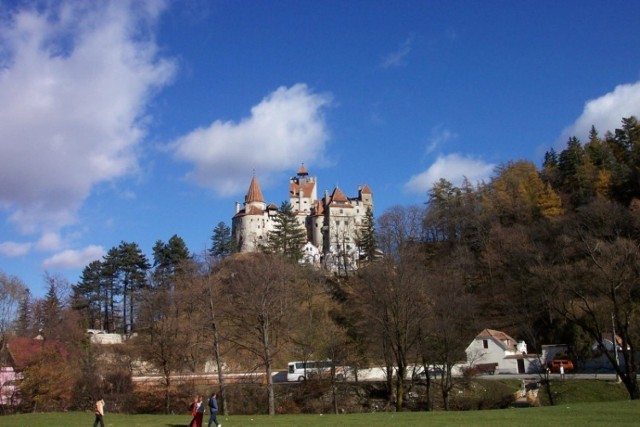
[{"left": 207, "top": 392, "right": 220, "bottom": 427}]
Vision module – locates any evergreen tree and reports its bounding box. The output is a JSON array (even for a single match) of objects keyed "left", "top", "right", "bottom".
[
  {"left": 73, "top": 260, "right": 103, "bottom": 330},
  {"left": 267, "top": 201, "right": 306, "bottom": 261},
  {"left": 153, "top": 234, "right": 192, "bottom": 287},
  {"left": 357, "top": 207, "right": 377, "bottom": 262},
  {"left": 117, "top": 241, "right": 150, "bottom": 334},
  {"left": 101, "top": 247, "right": 121, "bottom": 332},
  {"left": 209, "top": 221, "right": 233, "bottom": 258},
  {"left": 16, "top": 290, "right": 32, "bottom": 337}
]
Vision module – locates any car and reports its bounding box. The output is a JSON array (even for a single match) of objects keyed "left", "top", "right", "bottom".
[
  {"left": 414, "top": 366, "right": 444, "bottom": 379},
  {"left": 547, "top": 359, "right": 574, "bottom": 373}
]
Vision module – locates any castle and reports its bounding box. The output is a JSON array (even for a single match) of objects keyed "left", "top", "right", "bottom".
[{"left": 232, "top": 165, "right": 373, "bottom": 271}]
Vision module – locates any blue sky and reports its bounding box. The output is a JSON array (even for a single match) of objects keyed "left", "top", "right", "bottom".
[{"left": 1, "top": 0, "right": 639, "bottom": 296}]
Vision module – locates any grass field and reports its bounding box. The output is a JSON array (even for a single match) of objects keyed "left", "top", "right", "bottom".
[{"left": 1, "top": 400, "right": 639, "bottom": 427}]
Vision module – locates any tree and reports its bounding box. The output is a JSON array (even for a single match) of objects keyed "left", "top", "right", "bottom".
[
  {"left": 422, "top": 247, "right": 479, "bottom": 411},
  {"left": 218, "top": 253, "right": 300, "bottom": 415},
  {"left": 210, "top": 221, "right": 233, "bottom": 259},
  {"left": 116, "top": 241, "right": 150, "bottom": 334},
  {"left": 152, "top": 234, "right": 192, "bottom": 287},
  {"left": 19, "top": 341, "right": 74, "bottom": 412},
  {"left": 135, "top": 281, "right": 194, "bottom": 413},
  {"left": 540, "top": 201, "right": 640, "bottom": 400},
  {"left": 356, "top": 206, "right": 377, "bottom": 264},
  {"left": 0, "top": 272, "right": 28, "bottom": 358},
  {"left": 487, "top": 160, "right": 562, "bottom": 225},
  {"left": 73, "top": 261, "right": 104, "bottom": 330},
  {"left": 267, "top": 202, "right": 307, "bottom": 261},
  {"left": 199, "top": 262, "right": 229, "bottom": 415}
]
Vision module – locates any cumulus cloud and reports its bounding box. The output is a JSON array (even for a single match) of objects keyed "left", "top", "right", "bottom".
[
  {"left": 172, "top": 84, "right": 331, "bottom": 196},
  {"left": 560, "top": 81, "right": 640, "bottom": 143},
  {"left": 404, "top": 154, "right": 495, "bottom": 194},
  {"left": 380, "top": 36, "right": 414, "bottom": 68},
  {"left": 0, "top": 0, "right": 175, "bottom": 234},
  {"left": 42, "top": 245, "right": 105, "bottom": 269},
  {"left": 0, "top": 241, "right": 32, "bottom": 257}
]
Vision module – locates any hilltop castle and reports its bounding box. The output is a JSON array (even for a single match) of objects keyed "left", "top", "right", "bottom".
[{"left": 232, "top": 165, "right": 373, "bottom": 271}]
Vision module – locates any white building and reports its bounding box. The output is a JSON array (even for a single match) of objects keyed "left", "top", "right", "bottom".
[
  {"left": 465, "top": 328, "right": 540, "bottom": 374},
  {"left": 232, "top": 165, "right": 373, "bottom": 271}
]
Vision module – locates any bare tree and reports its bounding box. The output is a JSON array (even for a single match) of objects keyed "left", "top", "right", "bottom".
[
  {"left": 217, "top": 253, "right": 300, "bottom": 415},
  {"left": 422, "top": 247, "right": 479, "bottom": 411},
  {"left": 135, "top": 283, "right": 192, "bottom": 413},
  {"left": 536, "top": 200, "right": 640, "bottom": 400},
  {"left": 351, "top": 255, "right": 427, "bottom": 411},
  {"left": 199, "top": 260, "right": 229, "bottom": 415},
  {"left": 0, "top": 272, "right": 28, "bottom": 357}
]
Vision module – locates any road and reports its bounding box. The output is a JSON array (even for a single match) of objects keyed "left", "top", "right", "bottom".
[{"left": 477, "top": 372, "right": 622, "bottom": 381}]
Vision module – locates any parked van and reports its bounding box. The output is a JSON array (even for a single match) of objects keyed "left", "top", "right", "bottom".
[{"left": 547, "top": 359, "right": 573, "bottom": 373}]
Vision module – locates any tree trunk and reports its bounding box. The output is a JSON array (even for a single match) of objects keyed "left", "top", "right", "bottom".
[
  {"left": 207, "top": 290, "right": 227, "bottom": 414},
  {"left": 261, "top": 320, "right": 275, "bottom": 415},
  {"left": 163, "top": 363, "right": 171, "bottom": 414}
]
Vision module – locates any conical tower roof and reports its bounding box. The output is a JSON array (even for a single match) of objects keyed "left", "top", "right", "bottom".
[{"left": 246, "top": 175, "right": 265, "bottom": 203}]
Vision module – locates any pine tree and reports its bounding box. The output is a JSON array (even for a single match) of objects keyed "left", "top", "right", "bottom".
[
  {"left": 73, "top": 260, "right": 103, "bottom": 330},
  {"left": 358, "top": 207, "right": 377, "bottom": 262},
  {"left": 267, "top": 201, "right": 307, "bottom": 261},
  {"left": 210, "top": 221, "right": 233, "bottom": 258},
  {"left": 117, "top": 241, "right": 150, "bottom": 334},
  {"left": 152, "top": 234, "right": 192, "bottom": 287}
]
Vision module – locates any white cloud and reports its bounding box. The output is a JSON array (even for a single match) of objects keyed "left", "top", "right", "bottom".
[
  {"left": 404, "top": 153, "right": 495, "bottom": 194},
  {"left": 172, "top": 84, "right": 331, "bottom": 196},
  {"left": 36, "top": 232, "right": 63, "bottom": 252},
  {"left": 0, "top": 1, "right": 175, "bottom": 234},
  {"left": 560, "top": 81, "right": 640, "bottom": 143},
  {"left": 0, "top": 241, "right": 32, "bottom": 257},
  {"left": 42, "top": 245, "right": 105, "bottom": 269},
  {"left": 426, "top": 127, "right": 457, "bottom": 154},
  {"left": 380, "top": 36, "right": 414, "bottom": 69}
]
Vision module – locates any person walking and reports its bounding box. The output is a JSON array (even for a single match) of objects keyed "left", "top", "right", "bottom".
[
  {"left": 190, "top": 395, "right": 204, "bottom": 427},
  {"left": 207, "top": 392, "right": 220, "bottom": 427},
  {"left": 93, "top": 397, "right": 105, "bottom": 427}
]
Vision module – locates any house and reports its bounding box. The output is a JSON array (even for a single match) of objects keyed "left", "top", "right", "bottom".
[
  {"left": 465, "top": 329, "right": 540, "bottom": 374},
  {"left": 0, "top": 366, "right": 20, "bottom": 406},
  {"left": 2, "top": 336, "right": 68, "bottom": 406}
]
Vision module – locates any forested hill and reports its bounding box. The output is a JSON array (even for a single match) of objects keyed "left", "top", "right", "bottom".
[{"left": 3, "top": 116, "right": 639, "bottom": 413}]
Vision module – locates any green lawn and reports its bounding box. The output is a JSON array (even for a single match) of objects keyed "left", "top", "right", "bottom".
[{"left": 1, "top": 401, "right": 639, "bottom": 427}]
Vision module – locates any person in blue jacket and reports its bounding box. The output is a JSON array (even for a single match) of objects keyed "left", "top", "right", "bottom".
[{"left": 207, "top": 391, "right": 220, "bottom": 427}]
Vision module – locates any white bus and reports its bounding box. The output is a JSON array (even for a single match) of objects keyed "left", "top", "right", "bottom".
[{"left": 287, "top": 360, "right": 346, "bottom": 382}]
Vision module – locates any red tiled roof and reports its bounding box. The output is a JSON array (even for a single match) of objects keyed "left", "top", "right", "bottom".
[
  {"left": 298, "top": 163, "right": 308, "bottom": 175},
  {"left": 246, "top": 175, "right": 264, "bottom": 203},
  {"left": 360, "top": 184, "right": 372, "bottom": 194},
  {"left": 330, "top": 187, "right": 349, "bottom": 203},
  {"left": 233, "top": 205, "right": 266, "bottom": 218},
  {"left": 290, "top": 181, "right": 316, "bottom": 198},
  {"left": 476, "top": 329, "right": 518, "bottom": 350},
  {"left": 6, "top": 337, "right": 67, "bottom": 371}
]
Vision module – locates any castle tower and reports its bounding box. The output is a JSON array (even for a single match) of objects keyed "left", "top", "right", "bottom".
[{"left": 232, "top": 174, "right": 277, "bottom": 252}]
